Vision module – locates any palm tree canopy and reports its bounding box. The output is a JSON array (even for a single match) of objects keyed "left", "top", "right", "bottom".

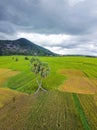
[
  {"left": 30, "top": 58, "right": 50, "bottom": 78},
  {"left": 40, "top": 62, "right": 50, "bottom": 78}
]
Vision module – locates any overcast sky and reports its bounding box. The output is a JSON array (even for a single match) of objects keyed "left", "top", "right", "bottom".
[{"left": 0, "top": 0, "right": 97, "bottom": 55}]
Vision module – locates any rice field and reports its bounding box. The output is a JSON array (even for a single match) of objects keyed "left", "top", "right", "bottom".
[
  {"left": 0, "top": 56, "right": 97, "bottom": 130},
  {"left": 59, "top": 69, "right": 97, "bottom": 94}
]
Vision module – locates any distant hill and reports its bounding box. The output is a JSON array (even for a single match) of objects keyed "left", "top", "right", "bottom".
[{"left": 0, "top": 38, "right": 56, "bottom": 56}]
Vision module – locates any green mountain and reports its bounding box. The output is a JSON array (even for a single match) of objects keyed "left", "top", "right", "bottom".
[{"left": 0, "top": 38, "right": 55, "bottom": 56}]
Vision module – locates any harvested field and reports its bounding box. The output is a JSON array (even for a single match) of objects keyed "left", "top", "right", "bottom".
[
  {"left": 0, "top": 91, "right": 33, "bottom": 130},
  {"left": 0, "top": 91, "right": 84, "bottom": 130},
  {"left": 59, "top": 69, "right": 97, "bottom": 94},
  {"left": 0, "top": 88, "right": 27, "bottom": 108}
]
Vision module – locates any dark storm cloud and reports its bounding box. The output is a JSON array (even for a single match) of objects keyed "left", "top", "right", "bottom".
[{"left": 0, "top": 0, "right": 97, "bottom": 35}]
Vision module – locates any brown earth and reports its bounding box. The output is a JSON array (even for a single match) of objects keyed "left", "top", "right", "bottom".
[
  {"left": 0, "top": 89, "right": 37, "bottom": 130},
  {"left": 59, "top": 69, "right": 97, "bottom": 94}
]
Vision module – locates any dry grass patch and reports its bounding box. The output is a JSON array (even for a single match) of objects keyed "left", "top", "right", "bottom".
[
  {"left": 0, "top": 68, "right": 10, "bottom": 75},
  {"left": 0, "top": 88, "right": 27, "bottom": 108},
  {"left": 0, "top": 68, "right": 19, "bottom": 86},
  {"left": 59, "top": 69, "right": 97, "bottom": 94},
  {"left": 0, "top": 68, "right": 20, "bottom": 108},
  {"left": 0, "top": 90, "right": 36, "bottom": 130},
  {"left": 60, "top": 69, "right": 85, "bottom": 77}
]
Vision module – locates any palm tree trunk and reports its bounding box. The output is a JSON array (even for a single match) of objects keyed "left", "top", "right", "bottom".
[{"left": 35, "top": 76, "right": 47, "bottom": 94}]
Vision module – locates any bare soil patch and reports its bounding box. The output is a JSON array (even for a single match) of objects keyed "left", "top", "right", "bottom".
[{"left": 59, "top": 69, "right": 97, "bottom": 94}]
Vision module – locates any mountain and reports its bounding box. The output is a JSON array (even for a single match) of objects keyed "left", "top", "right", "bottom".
[{"left": 0, "top": 38, "right": 55, "bottom": 56}]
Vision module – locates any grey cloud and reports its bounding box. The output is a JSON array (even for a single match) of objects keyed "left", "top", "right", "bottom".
[
  {"left": 0, "top": 21, "right": 16, "bottom": 34},
  {"left": 40, "top": 33, "right": 97, "bottom": 52},
  {"left": 1, "top": 0, "right": 97, "bottom": 35},
  {"left": 0, "top": 0, "right": 97, "bottom": 55}
]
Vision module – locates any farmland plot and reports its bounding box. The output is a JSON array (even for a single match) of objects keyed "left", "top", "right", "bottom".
[
  {"left": 25, "top": 91, "right": 84, "bottom": 130},
  {"left": 59, "top": 69, "right": 97, "bottom": 94},
  {"left": 0, "top": 56, "right": 97, "bottom": 130},
  {"left": 0, "top": 91, "right": 84, "bottom": 130},
  {"left": 78, "top": 94, "right": 97, "bottom": 130}
]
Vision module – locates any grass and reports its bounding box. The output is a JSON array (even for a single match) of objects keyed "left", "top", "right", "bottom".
[
  {"left": 73, "top": 93, "right": 91, "bottom": 130},
  {"left": 0, "top": 87, "right": 26, "bottom": 108},
  {"left": 1, "top": 56, "right": 97, "bottom": 93},
  {"left": 0, "top": 55, "right": 97, "bottom": 129},
  {"left": 26, "top": 91, "right": 84, "bottom": 130},
  {"left": 78, "top": 94, "right": 97, "bottom": 130},
  {"left": 0, "top": 68, "right": 19, "bottom": 87}
]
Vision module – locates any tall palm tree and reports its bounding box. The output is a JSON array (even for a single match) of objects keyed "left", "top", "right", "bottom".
[{"left": 30, "top": 57, "right": 50, "bottom": 93}]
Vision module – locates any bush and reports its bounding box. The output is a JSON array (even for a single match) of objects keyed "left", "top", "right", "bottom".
[{"left": 25, "top": 57, "right": 29, "bottom": 60}]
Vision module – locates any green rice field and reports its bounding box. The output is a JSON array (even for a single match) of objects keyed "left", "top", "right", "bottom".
[{"left": 0, "top": 56, "right": 97, "bottom": 130}]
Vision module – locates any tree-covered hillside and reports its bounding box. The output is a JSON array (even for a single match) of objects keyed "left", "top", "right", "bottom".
[{"left": 0, "top": 38, "right": 55, "bottom": 56}]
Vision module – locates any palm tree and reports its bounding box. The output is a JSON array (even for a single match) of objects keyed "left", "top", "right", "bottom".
[{"left": 30, "top": 57, "right": 50, "bottom": 93}]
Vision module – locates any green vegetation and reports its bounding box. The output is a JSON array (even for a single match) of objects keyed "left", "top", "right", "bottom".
[
  {"left": 73, "top": 93, "right": 91, "bottom": 130},
  {"left": 1, "top": 56, "right": 97, "bottom": 93},
  {"left": 26, "top": 91, "right": 84, "bottom": 130},
  {"left": 0, "top": 56, "right": 97, "bottom": 130},
  {"left": 78, "top": 94, "right": 97, "bottom": 129}
]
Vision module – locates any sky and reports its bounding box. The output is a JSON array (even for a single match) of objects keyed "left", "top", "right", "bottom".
[{"left": 0, "top": 0, "right": 97, "bottom": 55}]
